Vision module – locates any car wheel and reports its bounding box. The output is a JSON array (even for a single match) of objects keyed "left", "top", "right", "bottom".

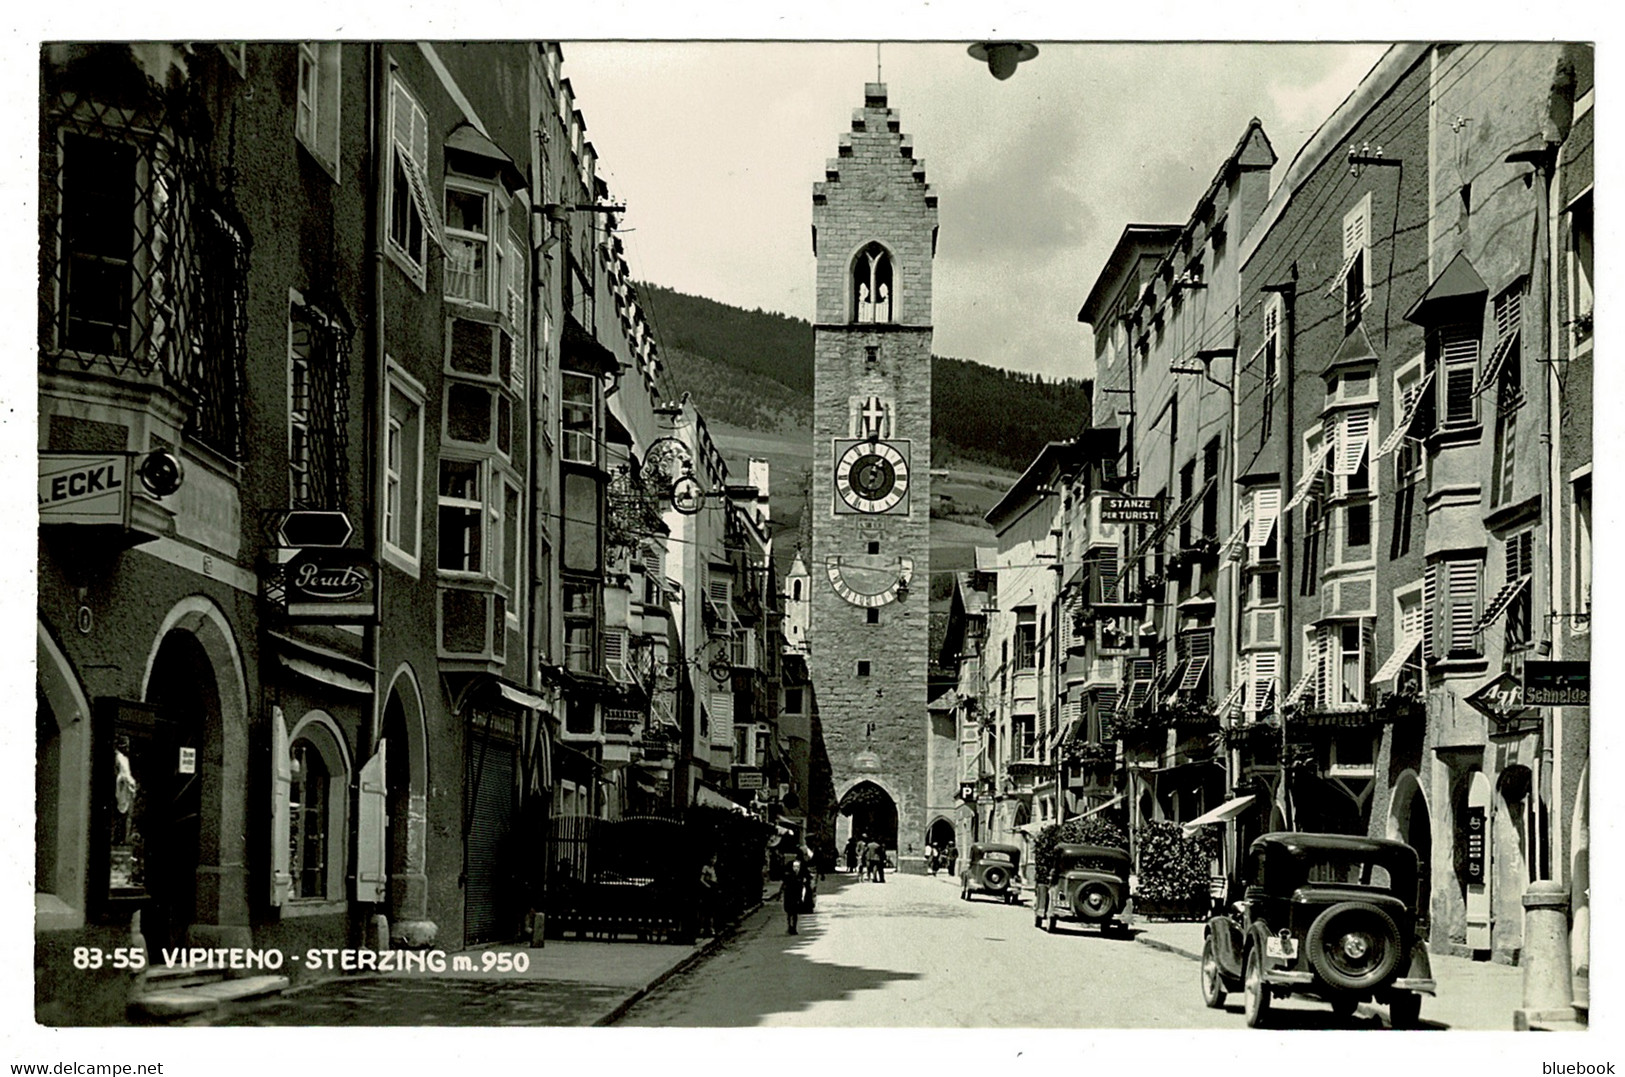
[
  {"left": 1331, "top": 995, "right": 1359, "bottom": 1019},
  {"left": 1305, "top": 901, "right": 1403, "bottom": 992},
  {"left": 1243, "top": 946, "right": 1272, "bottom": 1029},
  {"left": 1074, "top": 882, "right": 1115, "bottom": 923},
  {"left": 981, "top": 866, "right": 1009, "bottom": 892},
  {"left": 1200, "top": 937, "right": 1226, "bottom": 1009},
  {"left": 1389, "top": 992, "right": 1422, "bottom": 1029}
]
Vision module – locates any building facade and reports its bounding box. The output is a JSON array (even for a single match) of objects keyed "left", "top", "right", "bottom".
[{"left": 35, "top": 39, "right": 804, "bottom": 1025}]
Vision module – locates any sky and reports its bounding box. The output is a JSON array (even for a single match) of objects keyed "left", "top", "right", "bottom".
[{"left": 561, "top": 42, "right": 1390, "bottom": 383}]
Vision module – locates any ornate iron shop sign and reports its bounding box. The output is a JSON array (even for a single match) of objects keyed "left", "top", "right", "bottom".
[
  {"left": 1101, "top": 495, "right": 1160, "bottom": 524},
  {"left": 283, "top": 548, "right": 379, "bottom": 623}
]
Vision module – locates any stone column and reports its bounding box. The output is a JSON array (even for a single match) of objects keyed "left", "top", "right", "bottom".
[{"left": 1513, "top": 880, "right": 1575, "bottom": 1029}]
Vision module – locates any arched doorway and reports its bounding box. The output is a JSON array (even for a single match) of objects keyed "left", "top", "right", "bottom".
[
  {"left": 1387, "top": 771, "right": 1433, "bottom": 936},
  {"left": 381, "top": 668, "right": 431, "bottom": 938},
  {"left": 140, "top": 631, "right": 219, "bottom": 953},
  {"left": 926, "top": 817, "right": 955, "bottom": 850},
  {"left": 840, "top": 781, "right": 898, "bottom": 854}
]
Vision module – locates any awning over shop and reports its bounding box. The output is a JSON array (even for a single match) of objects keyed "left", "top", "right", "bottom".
[
  {"left": 695, "top": 784, "right": 750, "bottom": 814},
  {"left": 278, "top": 654, "right": 374, "bottom": 695},
  {"left": 1181, "top": 794, "right": 1256, "bottom": 839},
  {"left": 494, "top": 681, "right": 548, "bottom": 711},
  {"left": 1076, "top": 793, "right": 1125, "bottom": 820}
]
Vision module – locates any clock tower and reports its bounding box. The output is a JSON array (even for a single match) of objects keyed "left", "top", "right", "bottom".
[{"left": 808, "top": 83, "right": 940, "bottom": 865}]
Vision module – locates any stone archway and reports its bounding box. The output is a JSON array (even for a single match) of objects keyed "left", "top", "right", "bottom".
[
  {"left": 140, "top": 596, "right": 249, "bottom": 950},
  {"left": 37, "top": 623, "right": 91, "bottom": 931},
  {"left": 839, "top": 780, "right": 898, "bottom": 854},
  {"left": 381, "top": 665, "right": 434, "bottom": 945},
  {"left": 926, "top": 816, "right": 955, "bottom": 849},
  {"left": 1387, "top": 770, "right": 1433, "bottom": 935}
]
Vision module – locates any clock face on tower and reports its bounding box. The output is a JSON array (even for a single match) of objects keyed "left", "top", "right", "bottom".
[{"left": 833, "top": 439, "right": 911, "bottom": 515}]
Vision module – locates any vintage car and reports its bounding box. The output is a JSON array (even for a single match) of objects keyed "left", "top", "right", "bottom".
[
  {"left": 959, "top": 842, "right": 1022, "bottom": 904},
  {"left": 1035, "top": 843, "right": 1133, "bottom": 936},
  {"left": 1201, "top": 832, "right": 1436, "bottom": 1028}
]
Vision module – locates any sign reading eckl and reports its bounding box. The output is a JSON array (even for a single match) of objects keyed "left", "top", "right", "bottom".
[{"left": 39, "top": 454, "right": 129, "bottom": 525}]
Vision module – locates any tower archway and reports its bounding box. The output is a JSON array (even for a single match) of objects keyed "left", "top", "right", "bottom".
[{"left": 839, "top": 780, "right": 898, "bottom": 853}]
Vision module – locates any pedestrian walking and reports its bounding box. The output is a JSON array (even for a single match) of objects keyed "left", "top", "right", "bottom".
[
  {"left": 697, "top": 854, "right": 719, "bottom": 938},
  {"left": 866, "top": 839, "right": 885, "bottom": 883},
  {"left": 945, "top": 840, "right": 959, "bottom": 877},
  {"left": 783, "top": 856, "right": 806, "bottom": 934},
  {"left": 844, "top": 835, "right": 859, "bottom": 874},
  {"left": 925, "top": 842, "right": 938, "bottom": 875}
]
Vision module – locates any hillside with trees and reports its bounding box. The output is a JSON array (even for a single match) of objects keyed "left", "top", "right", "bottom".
[{"left": 639, "top": 283, "right": 1092, "bottom": 474}]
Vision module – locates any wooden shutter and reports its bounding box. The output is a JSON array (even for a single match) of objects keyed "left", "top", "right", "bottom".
[
  {"left": 1360, "top": 620, "right": 1376, "bottom": 701},
  {"left": 354, "top": 741, "right": 388, "bottom": 903},
  {"left": 1094, "top": 548, "right": 1120, "bottom": 603},
  {"left": 1439, "top": 331, "right": 1481, "bottom": 427},
  {"left": 1250, "top": 652, "right": 1278, "bottom": 716},
  {"left": 1424, "top": 563, "right": 1440, "bottom": 662},
  {"left": 1334, "top": 410, "right": 1372, "bottom": 476},
  {"left": 1313, "top": 626, "right": 1331, "bottom": 709},
  {"left": 269, "top": 706, "right": 292, "bottom": 906},
  {"left": 1446, "top": 560, "right": 1481, "bottom": 655}
]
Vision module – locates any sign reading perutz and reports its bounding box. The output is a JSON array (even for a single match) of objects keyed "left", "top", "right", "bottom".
[
  {"left": 284, "top": 548, "right": 379, "bottom": 623},
  {"left": 1100, "top": 495, "right": 1161, "bottom": 524}
]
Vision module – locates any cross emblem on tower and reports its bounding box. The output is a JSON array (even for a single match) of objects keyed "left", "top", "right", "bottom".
[{"left": 861, "top": 396, "right": 888, "bottom": 440}]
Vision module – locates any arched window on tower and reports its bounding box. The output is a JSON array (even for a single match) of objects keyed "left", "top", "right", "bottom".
[{"left": 852, "top": 243, "right": 894, "bottom": 323}]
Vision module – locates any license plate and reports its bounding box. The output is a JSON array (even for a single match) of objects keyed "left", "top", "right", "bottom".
[{"left": 1266, "top": 937, "right": 1298, "bottom": 960}]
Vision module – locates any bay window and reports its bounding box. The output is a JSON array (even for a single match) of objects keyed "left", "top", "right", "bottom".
[
  {"left": 562, "top": 371, "right": 600, "bottom": 465},
  {"left": 438, "top": 459, "right": 485, "bottom": 574}
]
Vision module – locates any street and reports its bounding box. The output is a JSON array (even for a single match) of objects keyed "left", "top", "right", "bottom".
[
  {"left": 615, "top": 872, "right": 1390, "bottom": 1029},
  {"left": 184, "top": 868, "right": 1512, "bottom": 1029}
]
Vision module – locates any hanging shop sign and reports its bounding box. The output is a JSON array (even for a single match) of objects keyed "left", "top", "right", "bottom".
[
  {"left": 283, "top": 548, "right": 379, "bottom": 623},
  {"left": 39, "top": 453, "right": 131, "bottom": 526},
  {"left": 1464, "top": 805, "right": 1486, "bottom": 884},
  {"left": 1464, "top": 672, "right": 1532, "bottom": 730},
  {"left": 735, "top": 769, "right": 765, "bottom": 790},
  {"left": 1523, "top": 661, "right": 1589, "bottom": 707},
  {"left": 1101, "top": 495, "right": 1161, "bottom": 524}
]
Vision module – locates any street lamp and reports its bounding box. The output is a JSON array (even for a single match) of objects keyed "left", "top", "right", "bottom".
[{"left": 968, "top": 41, "right": 1038, "bottom": 80}]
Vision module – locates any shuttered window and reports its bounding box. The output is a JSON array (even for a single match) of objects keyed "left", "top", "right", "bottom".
[
  {"left": 1247, "top": 652, "right": 1278, "bottom": 719},
  {"left": 1428, "top": 558, "right": 1483, "bottom": 659},
  {"left": 1437, "top": 327, "right": 1481, "bottom": 429}
]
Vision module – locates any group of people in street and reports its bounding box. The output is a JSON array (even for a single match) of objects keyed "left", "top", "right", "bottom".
[
  {"left": 924, "top": 840, "right": 958, "bottom": 877},
  {"left": 843, "top": 834, "right": 891, "bottom": 882}
]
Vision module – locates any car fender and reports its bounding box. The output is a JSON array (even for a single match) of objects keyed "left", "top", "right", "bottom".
[{"left": 1205, "top": 915, "right": 1245, "bottom": 981}]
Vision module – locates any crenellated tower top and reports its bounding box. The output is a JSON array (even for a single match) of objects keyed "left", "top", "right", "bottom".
[{"left": 811, "top": 83, "right": 938, "bottom": 328}]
